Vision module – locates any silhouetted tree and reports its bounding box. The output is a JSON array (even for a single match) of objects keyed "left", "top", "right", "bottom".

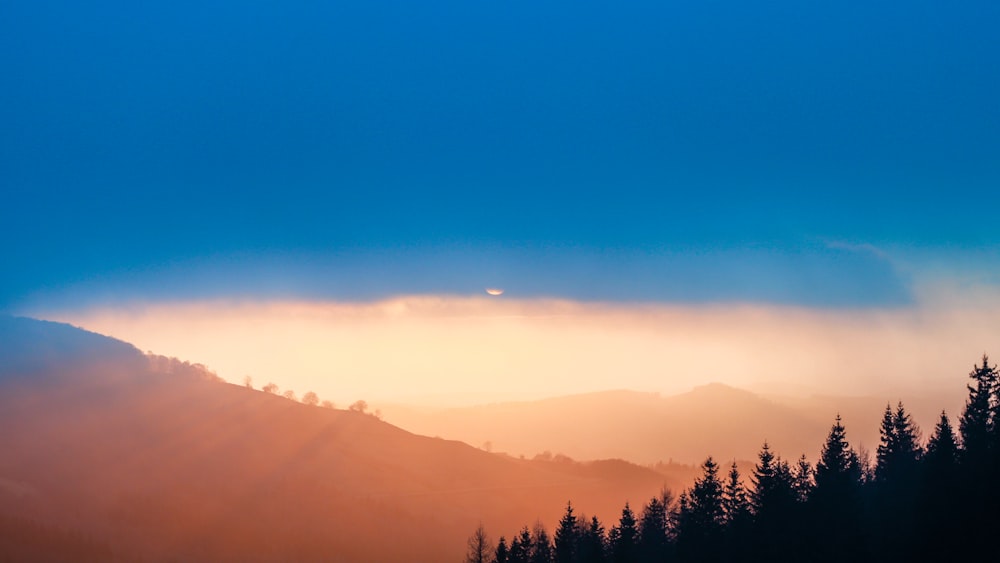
[
  {"left": 466, "top": 524, "right": 494, "bottom": 563},
  {"left": 676, "top": 457, "right": 724, "bottom": 562},
  {"left": 872, "top": 402, "right": 923, "bottom": 559},
  {"left": 748, "top": 443, "right": 796, "bottom": 560},
  {"left": 282, "top": 389, "right": 297, "bottom": 401},
  {"left": 875, "top": 402, "right": 922, "bottom": 485},
  {"left": 320, "top": 400, "right": 334, "bottom": 409},
  {"left": 301, "top": 391, "right": 319, "bottom": 406},
  {"left": 791, "top": 454, "right": 813, "bottom": 503},
  {"left": 959, "top": 354, "right": 995, "bottom": 466},
  {"left": 721, "top": 461, "right": 751, "bottom": 560},
  {"left": 609, "top": 503, "right": 638, "bottom": 563},
  {"left": 243, "top": 375, "right": 253, "bottom": 389},
  {"left": 578, "top": 516, "right": 607, "bottom": 563},
  {"left": 636, "top": 495, "right": 670, "bottom": 562},
  {"left": 531, "top": 522, "right": 553, "bottom": 563},
  {"left": 811, "top": 415, "right": 866, "bottom": 562},
  {"left": 349, "top": 400, "right": 368, "bottom": 413},
  {"left": 554, "top": 502, "right": 579, "bottom": 563},
  {"left": 262, "top": 382, "right": 279, "bottom": 394},
  {"left": 496, "top": 536, "right": 510, "bottom": 563},
  {"left": 918, "top": 410, "right": 961, "bottom": 558},
  {"left": 509, "top": 527, "right": 532, "bottom": 563}
]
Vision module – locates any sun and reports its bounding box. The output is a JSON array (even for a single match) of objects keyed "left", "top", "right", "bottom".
[{"left": 485, "top": 288, "right": 504, "bottom": 296}]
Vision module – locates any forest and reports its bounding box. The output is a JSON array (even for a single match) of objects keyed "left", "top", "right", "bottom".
[{"left": 467, "top": 354, "right": 1000, "bottom": 563}]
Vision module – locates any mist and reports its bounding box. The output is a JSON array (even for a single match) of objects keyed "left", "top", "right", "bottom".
[{"left": 36, "top": 279, "right": 1000, "bottom": 407}]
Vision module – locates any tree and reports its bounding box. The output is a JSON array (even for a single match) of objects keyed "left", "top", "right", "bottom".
[
  {"left": 578, "top": 516, "right": 607, "bottom": 563},
  {"left": 243, "top": 375, "right": 253, "bottom": 389},
  {"left": 722, "top": 462, "right": 750, "bottom": 525},
  {"left": 465, "top": 524, "right": 493, "bottom": 563},
  {"left": 282, "top": 389, "right": 297, "bottom": 401},
  {"left": 791, "top": 455, "right": 813, "bottom": 503},
  {"left": 959, "top": 354, "right": 996, "bottom": 466},
  {"left": 301, "top": 391, "right": 319, "bottom": 406},
  {"left": 509, "top": 527, "right": 532, "bottom": 563},
  {"left": 609, "top": 503, "right": 637, "bottom": 563},
  {"left": 349, "top": 400, "right": 368, "bottom": 413},
  {"left": 872, "top": 402, "right": 923, "bottom": 560},
  {"left": 676, "top": 457, "right": 724, "bottom": 562},
  {"left": 811, "top": 415, "right": 866, "bottom": 562},
  {"left": 875, "top": 402, "right": 922, "bottom": 485},
  {"left": 636, "top": 495, "right": 669, "bottom": 562},
  {"left": 918, "top": 411, "right": 961, "bottom": 558},
  {"left": 495, "top": 536, "right": 510, "bottom": 563},
  {"left": 262, "top": 382, "right": 279, "bottom": 394},
  {"left": 554, "top": 502, "right": 579, "bottom": 563},
  {"left": 320, "top": 400, "right": 334, "bottom": 409},
  {"left": 531, "top": 522, "right": 553, "bottom": 563}
]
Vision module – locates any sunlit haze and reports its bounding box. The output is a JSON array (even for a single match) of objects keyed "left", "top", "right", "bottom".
[{"left": 38, "top": 278, "right": 1000, "bottom": 406}]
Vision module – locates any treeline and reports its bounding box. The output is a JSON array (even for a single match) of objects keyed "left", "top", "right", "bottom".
[{"left": 467, "top": 354, "right": 1000, "bottom": 562}]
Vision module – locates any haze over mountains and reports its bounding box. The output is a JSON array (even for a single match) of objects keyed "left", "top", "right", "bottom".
[
  {"left": 380, "top": 382, "right": 966, "bottom": 466},
  {"left": 0, "top": 316, "right": 682, "bottom": 561}
]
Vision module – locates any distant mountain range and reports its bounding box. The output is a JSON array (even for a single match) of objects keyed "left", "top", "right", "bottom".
[
  {"left": 380, "top": 379, "right": 966, "bottom": 466},
  {"left": 0, "top": 316, "right": 680, "bottom": 562}
]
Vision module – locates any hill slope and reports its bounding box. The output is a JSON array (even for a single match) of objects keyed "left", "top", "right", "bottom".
[{"left": 0, "top": 316, "right": 673, "bottom": 562}]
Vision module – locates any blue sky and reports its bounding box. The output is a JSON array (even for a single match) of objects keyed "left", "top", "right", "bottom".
[{"left": 3, "top": 1, "right": 999, "bottom": 310}]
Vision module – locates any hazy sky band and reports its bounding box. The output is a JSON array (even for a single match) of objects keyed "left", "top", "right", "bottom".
[{"left": 2, "top": 1, "right": 998, "bottom": 308}]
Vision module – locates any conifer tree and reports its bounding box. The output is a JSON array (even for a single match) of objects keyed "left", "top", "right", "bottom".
[
  {"left": 636, "top": 496, "right": 669, "bottom": 562},
  {"left": 676, "top": 457, "right": 724, "bottom": 562},
  {"left": 554, "top": 502, "right": 579, "bottom": 563},
  {"left": 918, "top": 411, "right": 960, "bottom": 558},
  {"left": 811, "top": 415, "right": 866, "bottom": 562},
  {"left": 722, "top": 462, "right": 750, "bottom": 525},
  {"left": 578, "top": 516, "right": 607, "bottom": 563},
  {"left": 959, "top": 354, "right": 996, "bottom": 466},
  {"left": 791, "top": 455, "right": 813, "bottom": 503},
  {"left": 496, "top": 536, "right": 509, "bottom": 563},
  {"left": 876, "top": 402, "right": 922, "bottom": 485},
  {"left": 531, "top": 523, "right": 553, "bottom": 563},
  {"left": 609, "top": 503, "right": 638, "bottom": 563},
  {"left": 721, "top": 461, "right": 752, "bottom": 560},
  {"left": 509, "top": 527, "right": 532, "bottom": 563}
]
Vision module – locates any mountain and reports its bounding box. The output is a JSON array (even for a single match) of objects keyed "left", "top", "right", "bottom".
[
  {"left": 0, "top": 316, "right": 675, "bottom": 562},
  {"left": 380, "top": 382, "right": 966, "bottom": 466}
]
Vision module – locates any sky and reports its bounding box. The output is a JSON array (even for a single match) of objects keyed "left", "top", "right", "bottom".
[{"left": 3, "top": 2, "right": 1000, "bottom": 403}]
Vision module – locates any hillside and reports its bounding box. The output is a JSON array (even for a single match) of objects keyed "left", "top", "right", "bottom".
[{"left": 0, "top": 316, "right": 675, "bottom": 562}]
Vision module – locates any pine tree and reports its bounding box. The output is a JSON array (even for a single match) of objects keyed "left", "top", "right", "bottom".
[
  {"left": 636, "top": 496, "right": 669, "bottom": 562},
  {"left": 876, "top": 402, "right": 922, "bottom": 485},
  {"left": 531, "top": 523, "right": 553, "bottom": 563},
  {"left": 609, "top": 503, "right": 637, "bottom": 563},
  {"left": 918, "top": 411, "right": 960, "bottom": 558},
  {"left": 959, "top": 354, "right": 996, "bottom": 467},
  {"left": 496, "top": 536, "right": 510, "bottom": 563},
  {"left": 722, "top": 462, "right": 750, "bottom": 525},
  {"left": 676, "top": 457, "right": 724, "bottom": 562},
  {"left": 509, "top": 527, "right": 532, "bottom": 563},
  {"left": 554, "top": 502, "right": 579, "bottom": 563},
  {"left": 578, "top": 516, "right": 607, "bottom": 563},
  {"left": 722, "top": 461, "right": 752, "bottom": 561},
  {"left": 871, "top": 402, "right": 923, "bottom": 559},
  {"left": 811, "top": 415, "right": 866, "bottom": 562},
  {"left": 791, "top": 455, "right": 813, "bottom": 503}
]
